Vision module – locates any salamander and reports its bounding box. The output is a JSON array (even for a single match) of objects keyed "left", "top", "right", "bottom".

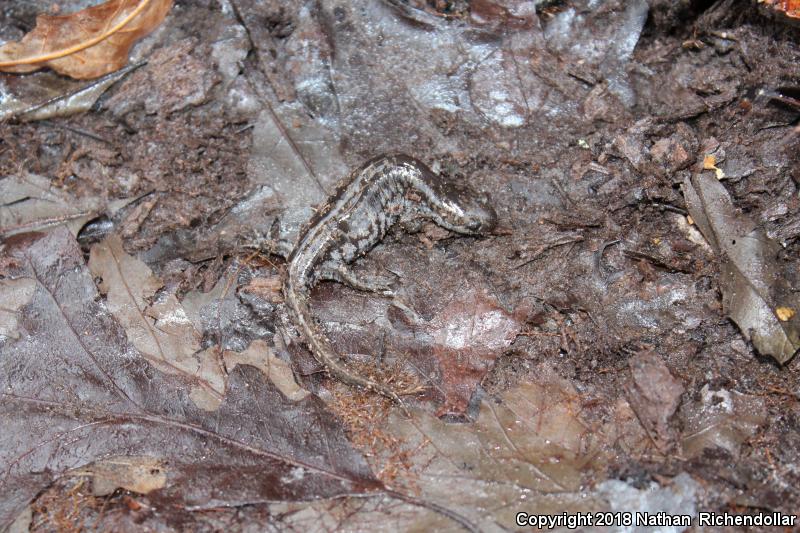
[{"left": 283, "top": 154, "right": 497, "bottom": 404}]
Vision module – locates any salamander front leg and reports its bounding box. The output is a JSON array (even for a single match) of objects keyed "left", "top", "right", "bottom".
[{"left": 242, "top": 217, "right": 295, "bottom": 258}]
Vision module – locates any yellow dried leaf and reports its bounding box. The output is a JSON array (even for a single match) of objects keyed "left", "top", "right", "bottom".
[
  {"left": 702, "top": 154, "right": 725, "bottom": 180},
  {"left": 776, "top": 306, "right": 796, "bottom": 321},
  {"left": 686, "top": 215, "right": 694, "bottom": 225},
  {"left": 72, "top": 456, "right": 167, "bottom": 496},
  {"left": 0, "top": 0, "right": 172, "bottom": 80},
  {"left": 759, "top": 0, "right": 800, "bottom": 19}
]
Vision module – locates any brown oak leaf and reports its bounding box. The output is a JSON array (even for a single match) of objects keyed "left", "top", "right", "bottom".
[{"left": 0, "top": 0, "right": 173, "bottom": 79}]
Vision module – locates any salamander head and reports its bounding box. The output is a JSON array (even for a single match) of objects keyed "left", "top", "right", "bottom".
[
  {"left": 387, "top": 154, "right": 498, "bottom": 235},
  {"left": 426, "top": 182, "right": 498, "bottom": 235}
]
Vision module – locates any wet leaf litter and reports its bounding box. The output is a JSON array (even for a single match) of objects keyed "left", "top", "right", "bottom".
[
  {"left": 683, "top": 171, "right": 800, "bottom": 363},
  {"left": 1, "top": 229, "right": 383, "bottom": 525},
  {"left": 2, "top": 0, "right": 800, "bottom": 531}
]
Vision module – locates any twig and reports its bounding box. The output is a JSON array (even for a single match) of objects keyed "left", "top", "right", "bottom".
[
  {"left": 622, "top": 249, "right": 693, "bottom": 274},
  {"left": 41, "top": 122, "right": 112, "bottom": 145},
  {"left": 515, "top": 235, "right": 584, "bottom": 269},
  {"left": 649, "top": 201, "right": 688, "bottom": 216}
]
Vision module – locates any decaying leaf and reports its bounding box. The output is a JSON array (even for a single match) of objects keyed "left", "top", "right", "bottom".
[
  {"left": 680, "top": 385, "right": 767, "bottom": 458},
  {"left": 382, "top": 367, "right": 612, "bottom": 530},
  {"left": 223, "top": 340, "right": 310, "bottom": 402},
  {"left": 88, "top": 234, "right": 222, "bottom": 408},
  {"left": 596, "top": 473, "right": 700, "bottom": 525},
  {"left": 0, "top": 228, "right": 383, "bottom": 529},
  {"left": 88, "top": 237, "right": 303, "bottom": 411},
  {"left": 6, "top": 506, "right": 31, "bottom": 533},
  {"left": 682, "top": 173, "right": 800, "bottom": 363},
  {"left": 15, "top": 62, "right": 144, "bottom": 121},
  {"left": 424, "top": 288, "right": 524, "bottom": 416},
  {"left": 0, "top": 0, "right": 172, "bottom": 79},
  {"left": 1, "top": 172, "right": 103, "bottom": 237},
  {"left": 245, "top": 102, "right": 348, "bottom": 248},
  {"left": 625, "top": 350, "right": 685, "bottom": 452},
  {"left": 0, "top": 278, "right": 37, "bottom": 340}
]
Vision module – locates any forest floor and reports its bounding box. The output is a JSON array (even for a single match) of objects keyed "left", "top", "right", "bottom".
[{"left": 1, "top": 0, "right": 799, "bottom": 531}]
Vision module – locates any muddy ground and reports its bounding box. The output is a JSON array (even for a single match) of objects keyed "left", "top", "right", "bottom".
[{"left": 1, "top": 0, "right": 799, "bottom": 531}]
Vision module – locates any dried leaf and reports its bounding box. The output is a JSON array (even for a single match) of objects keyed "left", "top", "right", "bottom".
[
  {"left": 0, "top": 172, "right": 135, "bottom": 238},
  {"left": 759, "top": 0, "right": 800, "bottom": 19},
  {"left": 682, "top": 173, "right": 800, "bottom": 363},
  {"left": 19, "top": 62, "right": 144, "bottom": 121},
  {"left": 6, "top": 507, "right": 31, "bottom": 533},
  {"left": 223, "top": 340, "right": 310, "bottom": 402},
  {"left": 72, "top": 456, "right": 167, "bottom": 496},
  {"left": 596, "top": 473, "right": 700, "bottom": 522},
  {"left": 90, "top": 241, "right": 300, "bottom": 411},
  {"left": 0, "top": 228, "right": 382, "bottom": 528},
  {"left": 702, "top": 153, "right": 725, "bottom": 179},
  {"left": 246, "top": 102, "right": 348, "bottom": 248},
  {"left": 0, "top": 0, "right": 173, "bottom": 79}
]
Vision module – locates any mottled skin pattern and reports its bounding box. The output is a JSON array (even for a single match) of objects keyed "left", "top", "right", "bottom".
[{"left": 284, "top": 154, "right": 497, "bottom": 404}]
